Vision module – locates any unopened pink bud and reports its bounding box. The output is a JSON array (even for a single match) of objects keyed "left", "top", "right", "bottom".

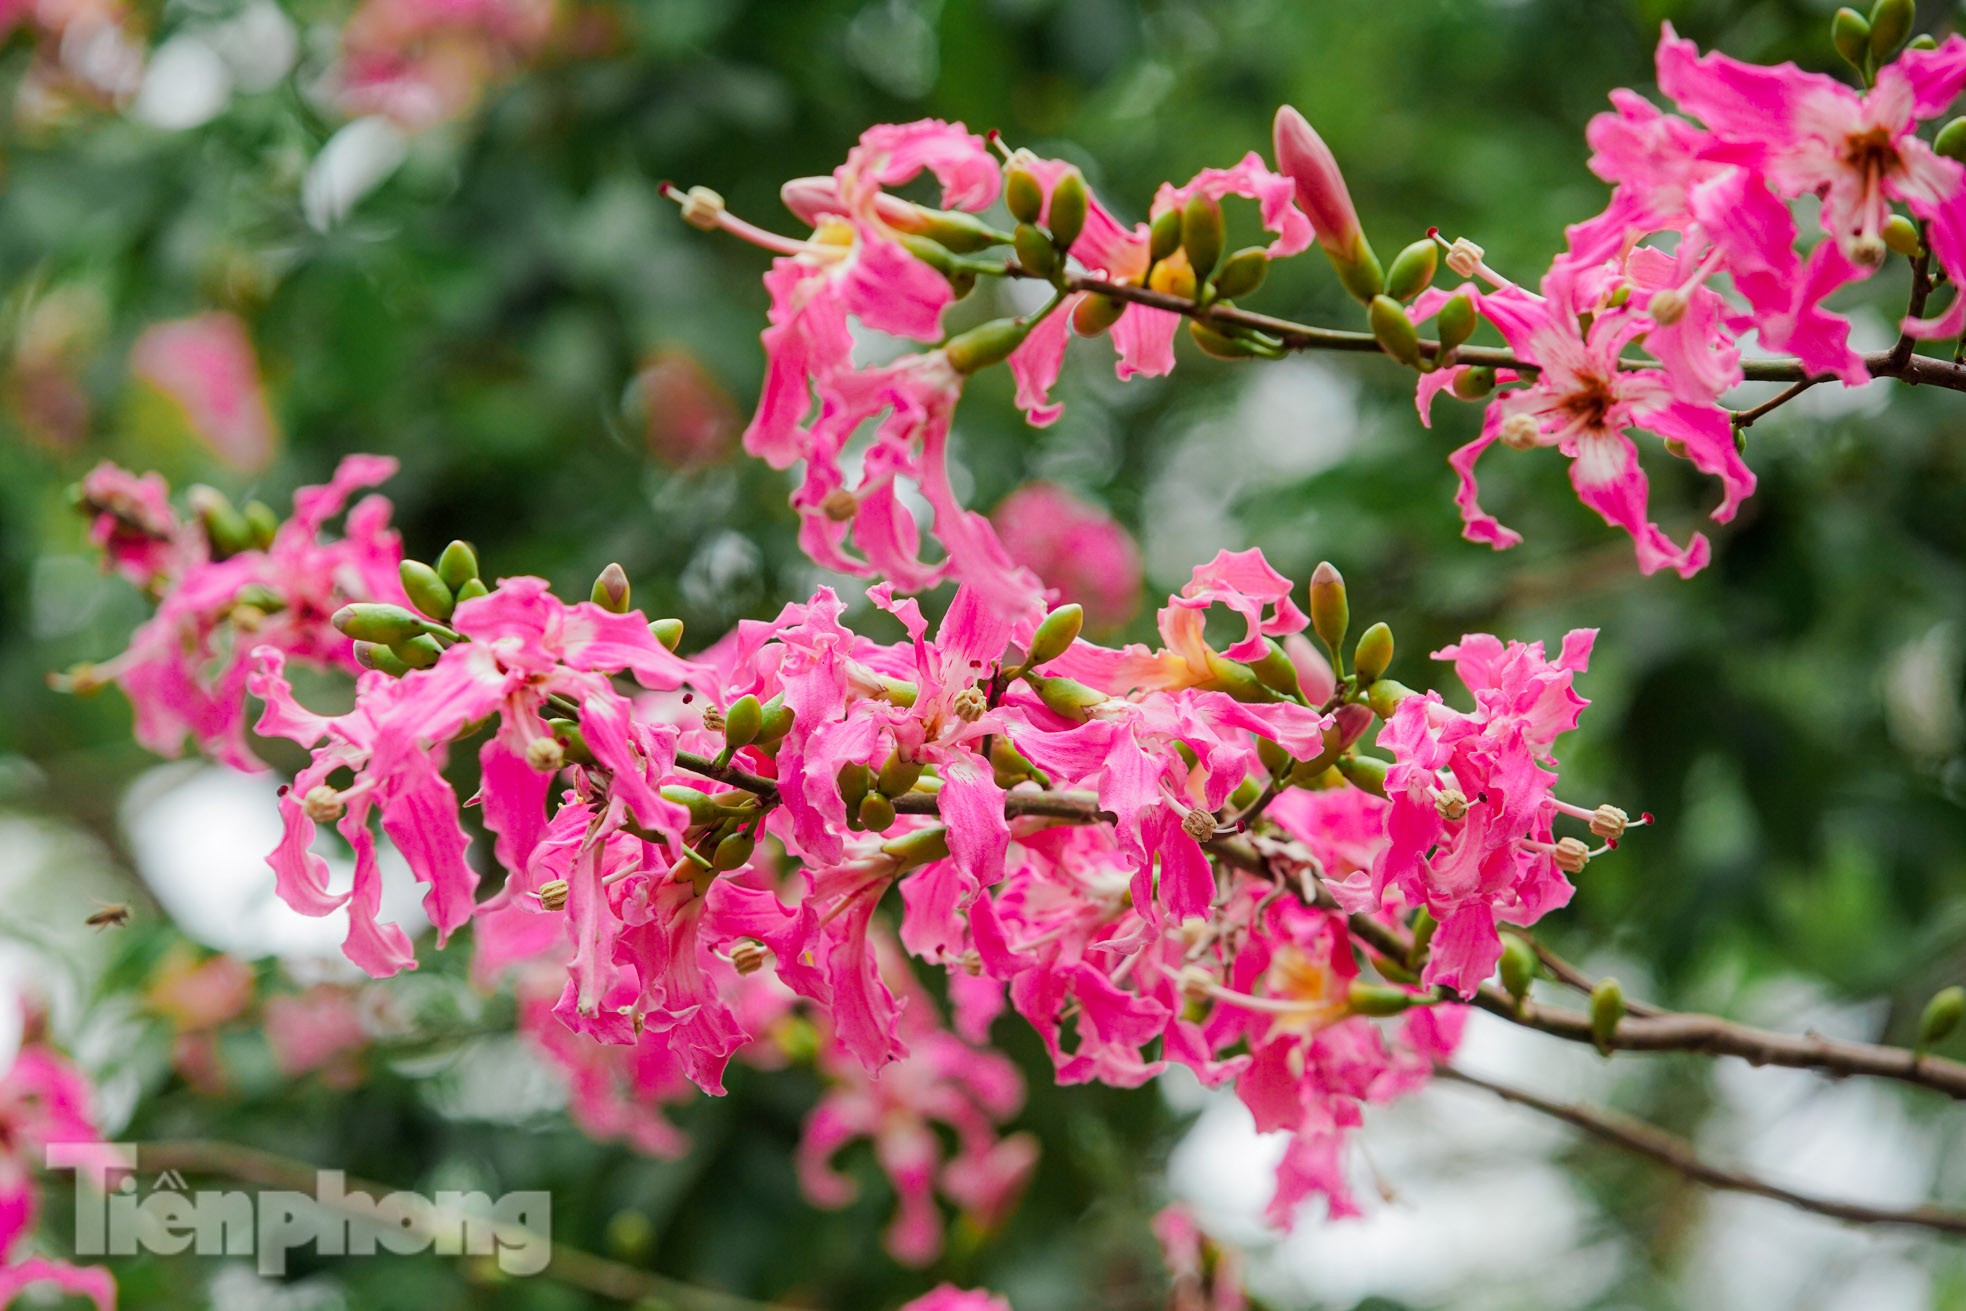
[{"left": 1273, "top": 106, "right": 1382, "bottom": 301}]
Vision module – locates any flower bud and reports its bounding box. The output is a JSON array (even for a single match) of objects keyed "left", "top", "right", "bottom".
[
  {"left": 1336, "top": 754, "right": 1388, "bottom": 798},
  {"left": 1332, "top": 703, "right": 1374, "bottom": 751},
  {"left": 190, "top": 486, "right": 253, "bottom": 559},
  {"left": 1181, "top": 193, "right": 1224, "bottom": 282},
  {"left": 897, "top": 233, "right": 956, "bottom": 275},
  {"left": 536, "top": 878, "right": 570, "bottom": 911},
  {"left": 1352, "top": 622, "right": 1393, "bottom": 685},
  {"left": 1369, "top": 296, "right": 1424, "bottom": 369},
  {"left": 1049, "top": 168, "right": 1088, "bottom": 252},
  {"left": 1256, "top": 736, "right": 1291, "bottom": 778},
  {"left": 399, "top": 560, "right": 455, "bottom": 621},
  {"left": 660, "top": 785, "right": 720, "bottom": 826},
  {"left": 1366, "top": 678, "right": 1415, "bottom": 720},
  {"left": 334, "top": 603, "right": 428, "bottom": 646},
  {"left": 1937, "top": 117, "right": 1966, "bottom": 163},
  {"left": 1249, "top": 638, "right": 1306, "bottom": 701},
  {"left": 390, "top": 634, "right": 442, "bottom": 669},
  {"left": 1882, "top": 214, "right": 1923, "bottom": 257},
  {"left": 1148, "top": 208, "right": 1183, "bottom": 264},
  {"left": 243, "top": 500, "right": 279, "bottom": 549},
  {"left": 353, "top": 642, "right": 411, "bottom": 676},
  {"left": 1451, "top": 365, "right": 1496, "bottom": 400},
  {"left": 436, "top": 540, "right": 480, "bottom": 591},
  {"left": 1014, "top": 223, "right": 1057, "bottom": 279},
  {"left": 1307, "top": 561, "right": 1349, "bottom": 658},
  {"left": 1435, "top": 293, "right": 1477, "bottom": 354},
  {"left": 1833, "top": 8, "right": 1870, "bottom": 66},
  {"left": 722, "top": 694, "right": 763, "bottom": 750},
  {"left": 1072, "top": 293, "right": 1126, "bottom": 337},
  {"left": 1868, "top": 0, "right": 1913, "bottom": 60},
  {"left": 1346, "top": 982, "right": 1414, "bottom": 1017},
  {"left": 455, "top": 578, "right": 490, "bottom": 604},
  {"left": 990, "top": 736, "right": 1048, "bottom": 789},
  {"left": 1910, "top": 33, "right": 1937, "bottom": 49},
  {"left": 947, "top": 317, "right": 1034, "bottom": 375},
  {"left": 1026, "top": 673, "right": 1107, "bottom": 723},
  {"left": 1273, "top": 105, "right": 1382, "bottom": 302},
  {"left": 838, "top": 761, "right": 873, "bottom": 818},
  {"left": 1499, "top": 934, "right": 1537, "bottom": 1007},
  {"left": 1589, "top": 978, "right": 1625, "bottom": 1055},
  {"left": 1209, "top": 247, "right": 1269, "bottom": 301},
  {"left": 1407, "top": 906, "right": 1438, "bottom": 970},
  {"left": 1918, "top": 985, "right": 1964, "bottom": 1051},
  {"left": 757, "top": 695, "right": 795, "bottom": 745},
  {"left": 1148, "top": 256, "right": 1198, "bottom": 300},
  {"left": 591, "top": 562, "right": 632, "bottom": 614},
  {"left": 857, "top": 791, "right": 897, "bottom": 833},
  {"left": 650, "top": 617, "right": 684, "bottom": 651},
  {"left": 1188, "top": 320, "right": 1261, "bottom": 359},
  {"left": 712, "top": 830, "right": 756, "bottom": 870},
  {"left": 883, "top": 825, "right": 950, "bottom": 871},
  {"left": 549, "top": 719, "right": 595, "bottom": 766},
  {"left": 908, "top": 207, "right": 1004, "bottom": 254},
  {"left": 877, "top": 749, "right": 924, "bottom": 797},
  {"left": 1385, "top": 240, "right": 1439, "bottom": 302},
  {"left": 1027, "top": 603, "right": 1084, "bottom": 667},
  {"left": 1004, "top": 167, "right": 1042, "bottom": 224}
]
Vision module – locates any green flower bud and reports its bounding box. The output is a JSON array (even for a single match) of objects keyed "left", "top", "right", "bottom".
[
  {"left": 1308, "top": 561, "right": 1349, "bottom": 659},
  {"left": 1049, "top": 169, "right": 1088, "bottom": 252},
  {"left": 1832, "top": 7, "right": 1871, "bottom": 67},
  {"left": 391, "top": 633, "right": 444, "bottom": 669},
  {"left": 454, "top": 578, "right": 490, "bottom": 604},
  {"left": 1868, "top": 0, "right": 1913, "bottom": 60},
  {"left": 1188, "top": 320, "right": 1260, "bottom": 359},
  {"left": 1882, "top": 214, "right": 1923, "bottom": 257},
  {"left": 910, "top": 208, "right": 1005, "bottom": 253},
  {"left": 883, "top": 825, "right": 950, "bottom": 871},
  {"left": 1499, "top": 934, "right": 1537, "bottom": 1007},
  {"left": 1385, "top": 239, "right": 1439, "bottom": 302},
  {"left": 856, "top": 791, "right": 897, "bottom": 833},
  {"left": 1346, "top": 981, "right": 1415, "bottom": 1017},
  {"left": 1589, "top": 977, "right": 1625, "bottom": 1055},
  {"left": 1369, "top": 295, "right": 1424, "bottom": 368},
  {"left": 333, "top": 603, "right": 428, "bottom": 645},
  {"left": 897, "top": 234, "right": 956, "bottom": 275},
  {"left": 1909, "top": 33, "right": 1937, "bottom": 49},
  {"left": 1249, "top": 638, "right": 1305, "bottom": 701},
  {"left": 1013, "top": 223, "right": 1057, "bottom": 279},
  {"left": 1936, "top": 117, "right": 1966, "bottom": 162},
  {"left": 1435, "top": 292, "right": 1478, "bottom": 354},
  {"left": 1353, "top": 622, "right": 1394, "bottom": 685},
  {"left": 1027, "top": 603, "right": 1084, "bottom": 667},
  {"left": 649, "top": 617, "right": 684, "bottom": 651},
  {"left": 712, "top": 830, "right": 756, "bottom": 870},
  {"left": 242, "top": 500, "right": 279, "bottom": 549},
  {"left": 1025, "top": 673, "right": 1107, "bottom": 723},
  {"left": 1149, "top": 207, "right": 1184, "bottom": 264},
  {"left": 1451, "top": 365, "right": 1496, "bottom": 400},
  {"left": 436, "top": 540, "right": 480, "bottom": 591},
  {"left": 877, "top": 749, "right": 924, "bottom": 798},
  {"left": 1366, "top": 678, "right": 1415, "bottom": 720},
  {"left": 722, "top": 694, "right": 763, "bottom": 749},
  {"left": 549, "top": 718, "right": 595, "bottom": 766},
  {"left": 399, "top": 560, "right": 455, "bottom": 621},
  {"left": 1336, "top": 754, "right": 1388, "bottom": 798},
  {"left": 1181, "top": 193, "right": 1224, "bottom": 282},
  {"left": 1334, "top": 244, "right": 1386, "bottom": 304},
  {"left": 659, "top": 784, "right": 719, "bottom": 826},
  {"left": 1407, "top": 906, "right": 1439, "bottom": 971},
  {"left": 1005, "top": 167, "right": 1042, "bottom": 224},
  {"left": 190, "top": 487, "right": 253, "bottom": 559},
  {"left": 756, "top": 695, "right": 795, "bottom": 745},
  {"left": 1918, "top": 985, "right": 1965, "bottom": 1051},
  {"left": 1072, "top": 293, "right": 1126, "bottom": 337},
  {"left": 1256, "top": 736, "right": 1291, "bottom": 778},
  {"left": 1210, "top": 247, "right": 1270, "bottom": 301},
  {"left": 590, "top": 562, "right": 631, "bottom": 614},
  {"left": 946, "top": 317, "right": 1034, "bottom": 375},
  {"left": 353, "top": 641, "right": 412, "bottom": 677},
  {"left": 989, "top": 737, "right": 1048, "bottom": 789}
]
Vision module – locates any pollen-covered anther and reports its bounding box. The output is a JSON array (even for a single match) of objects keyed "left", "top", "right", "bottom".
[
  {"left": 1499, "top": 413, "right": 1540, "bottom": 451},
  {"left": 1851, "top": 233, "right": 1888, "bottom": 268},
  {"left": 301, "top": 785, "right": 345, "bottom": 824},
  {"left": 1444, "top": 237, "right": 1486, "bottom": 279},
  {"left": 1181, "top": 808, "right": 1216, "bottom": 841},
  {"left": 1647, "top": 288, "right": 1687, "bottom": 326},
  {"left": 679, "top": 185, "right": 726, "bottom": 231},
  {"left": 526, "top": 736, "right": 566, "bottom": 772},
  {"left": 1177, "top": 964, "right": 1214, "bottom": 1006},
  {"left": 820, "top": 488, "right": 859, "bottom": 522},
  {"left": 1177, "top": 915, "right": 1211, "bottom": 950},
  {"left": 700, "top": 704, "right": 727, "bottom": 734},
  {"left": 1552, "top": 836, "right": 1591, "bottom": 875},
  {"left": 729, "top": 938, "right": 770, "bottom": 975},
  {"left": 959, "top": 948, "right": 984, "bottom": 977},
  {"left": 1435, "top": 787, "right": 1470, "bottom": 821},
  {"left": 536, "top": 878, "right": 570, "bottom": 912},
  {"left": 1589, "top": 804, "right": 1630, "bottom": 841},
  {"left": 953, "top": 685, "right": 989, "bottom": 722}
]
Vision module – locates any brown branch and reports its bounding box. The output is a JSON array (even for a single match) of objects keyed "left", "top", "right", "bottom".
[
  {"left": 1437, "top": 1066, "right": 1966, "bottom": 1238},
  {"left": 132, "top": 1139, "right": 796, "bottom": 1310}
]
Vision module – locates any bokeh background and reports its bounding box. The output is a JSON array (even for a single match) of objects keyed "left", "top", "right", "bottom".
[{"left": 5, "top": 0, "right": 1966, "bottom": 1307}]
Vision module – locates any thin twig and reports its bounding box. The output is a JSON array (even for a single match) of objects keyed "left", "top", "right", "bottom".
[
  {"left": 1437, "top": 1066, "right": 1966, "bottom": 1238},
  {"left": 1730, "top": 378, "right": 1820, "bottom": 430}
]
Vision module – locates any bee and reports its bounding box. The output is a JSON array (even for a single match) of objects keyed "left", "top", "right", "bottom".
[{"left": 84, "top": 901, "right": 132, "bottom": 932}]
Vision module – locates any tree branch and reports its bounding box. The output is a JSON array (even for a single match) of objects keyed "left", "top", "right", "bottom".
[{"left": 1437, "top": 1066, "right": 1966, "bottom": 1238}]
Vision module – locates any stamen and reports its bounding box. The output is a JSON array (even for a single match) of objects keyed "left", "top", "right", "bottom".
[{"left": 1433, "top": 231, "right": 1516, "bottom": 289}]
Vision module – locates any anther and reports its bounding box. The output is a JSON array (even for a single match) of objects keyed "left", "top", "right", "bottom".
[
  {"left": 302, "top": 785, "right": 345, "bottom": 824},
  {"left": 1435, "top": 787, "right": 1470, "bottom": 821},
  {"left": 1499, "top": 412, "right": 1540, "bottom": 451},
  {"left": 1589, "top": 804, "right": 1629, "bottom": 841},
  {"left": 536, "top": 878, "right": 570, "bottom": 912},
  {"left": 526, "top": 736, "right": 566, "bottom": 772},
  {"left": 1552, "top": 836, "right": 1590, "bottom": 875}
]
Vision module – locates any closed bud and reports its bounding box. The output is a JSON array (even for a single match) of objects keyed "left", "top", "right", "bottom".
[
  {"left": 1148, "top": 256, "right": 1198, "bottom": 300},
  {"left": 712, "top": 830, "right": 756, "bottom": 870},
  {"left": 1308, "top": 561, "right": 1349, "bottom": 658},
  {"left": 838, "top": 762, "right": 873, "bottom": 817},
  {"left": 1346, "top": 982, "right": 1415, "bottom": 1016},
  {"left": 1882, "top": 214, "right": 1923, "bottom": 257},
  {"left": 242, "top": 500, "right": 279, "bottom": 549},
  {"left": 1149, "top": 207, "right": 1184, "bottom": 263},
  {"left": 1072, "top": 293, "right": 1126, "bottom": 337},
  {"left": 1366, "top": 677, "right": 1415, "bottom": 719},
  {"left": 896, "top": 234, "right": 955, "bottom": 275},
  {"left": 1273, "top": 105, "right": 1382, "bottom": 302},
  {"left": 1936, "top": 117, "right": 1966, "bottom": 162},
  {"left": 353, "top": 642, "right": 411, "bottom": 676},
  {"left": 1832, "top": 8, "right": 1871, "bottom": 66},
  {"left": 1005, "top": 167, "right": 1042, "bottom": 224},
  {"left": 990, "top": 736, "right": 1048, "bottom": 789},
  {"left": 1013, "top": 223, "right": 1057, "bottom": 279},
  {"left": 391, "top": 633, "right": 444, "bottom": 669},
  {"left": 1211, "top": 247, "right": 1269, "bottom": 300},
  {"left": 1181, "top": 193, "right": 1224, "bottom": 282},
  {"left": 946, "top": 317, "right": 1034, "bottom": 375},
  {"left": 1256, "top": 736, "right": 1291, "bottom": 778},
  {"left": 399, "top": 561, "right": 455, "bottom": 621},
  {"left": 1369, "top": 295, "right": 1424, "bottom": 368},
  {"left": 722, "top": 694, "right": 763, "bottom": 749},
  {"left": 883, "top": 825, "right": 950, "bottom": 871},
  {"left": 1435, "top": 293, "right": 1478, "bottom": 354},
  {"left": 334, "top": 603, "right": 428, "bottom": 646},
  {"left": 1026, "top": 673, "right": 1107, "bottom": 722},
  {"left": 660, "top": 785, "right": 719, "bottom": 826},
  {"left": 649, "top": 617, "right": 684, "bottom": 651},
  {"left": 1336, "top": 754, "right": 1389, "bottom": 798},
  {"left": 190, "top": 486, "right": 253, "bottom": 558},
  {"left": 436, "top": 540, "right": 480, "bottom": 591},
  {"left": 1332, "top": 703, "right": 1375, "bottom": 750},
  {"left": 1027, "top": 603, "right": 1084, "bottom": 667},
  {"left": 909, "top": 207, "right": 1004, "bottom": 254},
  {"left": 1589, "top": 978, "right": 1625, "bottom": 1055},
  {"left": 1499, "top": 934, "right": 1537, "bottom": 1007},
  {"left": 1188, "top": 320, "right": 1260, "bottom": 359},
  {"left": 1407, "top": 906, "right": 1439, "bottom": 970},
  {"left": 455, "top": 578, "right": 490, "bottom": 604},
  {"left": 1910, "top": 33, "right": 1937, "bottom": 49},
  {"left": 1049, "top": 168, "right": 1088, "bottom": 252},
  {"left": 1868, "top": 0, "right": 1913, "bottom": 60},
  {"left": 1353, "top": 622, "right": 1394, "bottom": 685},
  {"left": 857, "top": 791, "right": 896, "bottom": 833},
  {"left": 1385, "top": 240, "right": 1439, "bottom": 302},
  {"left": 1918, "top": 985, "right": 1965, "bottom": 1051},
  {"left": 756, "top": 695, "right": 795, "bottom": 745},
  {"left": 877, "top": 749, "right": 924, "bottom": 797},
  {"left": 1249, "top": 638, "right": 1306, "bottom": 701},
  {"left": 1451, "top": 365, "right": 1496, "bottom": 400},
  {"left": 591, "top": 562, "right": 632, "bottom": 614}
]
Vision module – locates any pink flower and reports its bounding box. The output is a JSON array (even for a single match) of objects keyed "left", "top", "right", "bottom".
[
  {"left": 334, "top": 0, "right": 556, "bottom": 130},
  {"left": 900, "top": 1288, "right": 1013, "bottom": 1311},
  {"left": 265, "top": 986, "right": 370, "bottom": 1084},
  {"left": 631, "top": 346, "right": 740, "bottom": 470},
  {"left": 0, "top": 1257, "right": 115, "bottom": 1311},
  {"left": 990, "top": 483, "right": 1143, "bottom": 631},
  {"left": 0, "top": 1044, "right": 111, "bottom": 1264},
  {"left": 129, "top": 313, "right": 279, "bottom": 472},
  {"left": 1154, "top": 1204, "right": 1247, "bottom": 1311}
]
